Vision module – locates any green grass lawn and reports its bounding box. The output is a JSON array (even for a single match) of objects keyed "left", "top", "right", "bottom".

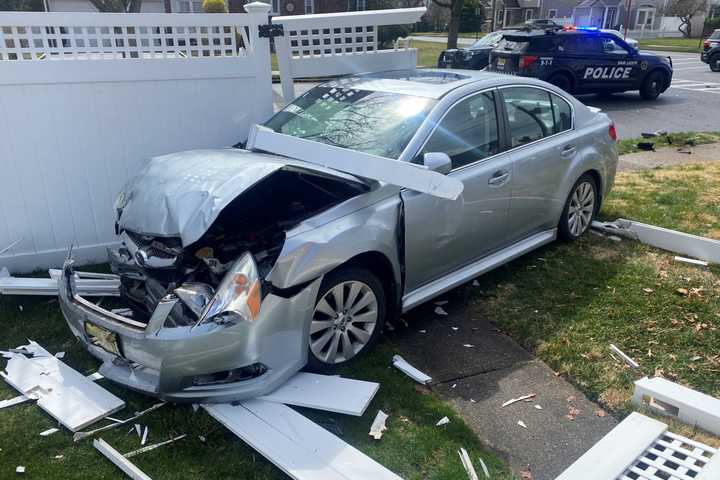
[
  {"left": 467, "top": 160, "right": 720, "bottom": 446},
  {"left": 413, "top": 31, "right": 484, "bottom": 40},
  {"left": 0, "top": 295, "right": 512, "bottom": 478},
  {"left": 411, "top": 39, "right": 446, "bottom": 68},
  {"left": 638, "top": 37, "right": 705, "bottom": 53}
]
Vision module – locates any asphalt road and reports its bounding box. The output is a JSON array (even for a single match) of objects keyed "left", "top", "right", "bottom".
[
  {"left": 273, "top": 50, "right": 720, "bottom": 139},
  {"left": 581, "top": 51, "right": 720, "bottom": 138}
]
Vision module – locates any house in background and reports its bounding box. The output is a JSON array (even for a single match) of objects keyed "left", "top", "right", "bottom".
[
  {"left": 489, "top": 0, "right": 575, "bottom": 28},
  {"left": 5, "top": 0, "right": 371, "bottom": 15}
]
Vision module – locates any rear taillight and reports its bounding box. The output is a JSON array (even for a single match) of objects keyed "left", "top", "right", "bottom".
[
  {"left": 519, "top": 55, "right": 538, "bottom": 69},
  {"left": 705, "top": 40, "right": 710, "bottom": 49},
  {"left": 608, "top": 123, "right": 618, "bottom": 142}
]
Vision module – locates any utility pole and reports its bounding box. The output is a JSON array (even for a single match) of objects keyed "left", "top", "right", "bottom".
[
  {"left": 491, "top": 0, "right": 497, "bottom": 30},
  {"left": 624, "top": 0, "right": 632, "bottom": 39}
]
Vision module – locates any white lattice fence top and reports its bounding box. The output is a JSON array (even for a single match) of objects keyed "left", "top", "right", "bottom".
[
  {"left": 275, "top": 7, "right": 424, "bottom": 59},
  {"left": 0, "top": 13, "right": 254, "bottom": 61},
  {"left": 619, "top": 431, "right": 718, "bottom": 480}
]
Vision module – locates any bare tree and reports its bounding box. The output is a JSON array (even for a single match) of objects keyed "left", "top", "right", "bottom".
[
  {"left": 87, "top": 0, "right": 143, "bottom": 12},
  {"left": 432, "top": 0, "right": 466, "bottom": 49},
  {"left": 665, "top": 0, "right": 708, "bottom": 37}
]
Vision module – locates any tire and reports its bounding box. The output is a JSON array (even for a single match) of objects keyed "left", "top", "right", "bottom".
[
  {"left": 306, "top": 266, "right": 386, "bottom": 371},
  {"left": 558, "top": 174, "right": 598, "bottom": 241},
  {"left": 640, "top": 70, "right": 666, "bottom": 100},
  {"left": 710, "top": 54, "right": 720, "bottom": 72},
  {"left": 548, "top": 73, "right": 573, "bottom": 93}
]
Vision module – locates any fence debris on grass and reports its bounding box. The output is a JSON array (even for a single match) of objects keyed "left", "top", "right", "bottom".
[
  {"left": 609, "top": 344, "right": 641, "bottom": 370},
  {"left": 392, "top": 354, "right": 432, "bottom": 385},
  {"left": 369, "top": 410, "right": 389, "bottom": 440}
]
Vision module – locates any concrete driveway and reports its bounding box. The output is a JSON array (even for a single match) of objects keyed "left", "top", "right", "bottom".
[{"left": 386, "top": 285, "right": 616, "bottom": 480}]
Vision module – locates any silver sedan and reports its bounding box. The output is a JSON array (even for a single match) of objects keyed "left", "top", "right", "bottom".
[{"left": 58, "top": 69, "right": 618, "bottom": 403}]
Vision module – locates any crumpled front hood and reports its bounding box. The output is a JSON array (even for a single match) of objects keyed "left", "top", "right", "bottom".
[{"left": 116, "top": 149, "right": 361, "bottom": 247}]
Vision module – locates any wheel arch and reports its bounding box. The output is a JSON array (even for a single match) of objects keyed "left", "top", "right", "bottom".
[
  {"left": 335, "top": 251, "right": 400, "bottom": 322},
  {"left": 548, "top": 70, "right": 576, "bottom": 92},
  {"left": 583, "top": 168, "right": 604, "bottom": 211}
]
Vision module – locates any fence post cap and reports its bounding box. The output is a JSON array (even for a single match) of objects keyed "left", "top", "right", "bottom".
[{"left": 244, "top": 1, "right": 271, "bottom": 14}]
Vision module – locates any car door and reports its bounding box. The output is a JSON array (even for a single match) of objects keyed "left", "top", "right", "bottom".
[
  {"left": 499, "top": 86, "right": 576, "bottom": 240},
  {"left": 402, "top": 89, "right": 514, "bottom": 292}
]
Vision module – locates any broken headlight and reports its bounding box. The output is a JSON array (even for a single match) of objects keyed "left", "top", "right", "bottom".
[{"left": 195, "top": 252, "right": 261, "bottom": 327}]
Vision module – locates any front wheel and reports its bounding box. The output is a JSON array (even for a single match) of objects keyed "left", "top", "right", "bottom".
[
  {"left": 710, "top": 55, "right": 720, "bottom": 72},
  {"left": 306, "top": 267, "right": 386, "bottom": 371},
  {"left": 640, "top": 71, "right": 666, "bottom": 100},
  {"left": 558, "top": 174, "right": 597, "bottom": 241}
]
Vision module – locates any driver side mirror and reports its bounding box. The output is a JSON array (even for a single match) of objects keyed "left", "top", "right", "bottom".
[{"left": 423, "top": 152, "right": 452, "bottom": 175}]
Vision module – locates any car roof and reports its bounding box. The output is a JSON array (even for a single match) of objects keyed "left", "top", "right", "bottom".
[{"left": 318, "top": 68, "right": 554, "bottom": 100}]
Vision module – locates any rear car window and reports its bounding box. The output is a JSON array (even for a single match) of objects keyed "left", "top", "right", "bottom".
[
  {"left": 711, "top": 30, "right": 720, "bottom": 39},
  {"left": 496, "top": 38, "right": 528, "bottom": 52},
  {"left": 557, "top": 34, "right": 602, "bottom": 53},
  {"left": 502, "top": 87, "right": 571, "bottom": 147}
]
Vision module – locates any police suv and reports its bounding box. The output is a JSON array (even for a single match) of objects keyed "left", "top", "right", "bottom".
[{"left": 487, "top": 26, "right": 673, "bottom": 100}]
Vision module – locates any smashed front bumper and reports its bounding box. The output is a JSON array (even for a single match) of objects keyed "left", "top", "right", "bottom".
[{"left": 57, "top": 259, "right": 321, "bottom": 403}]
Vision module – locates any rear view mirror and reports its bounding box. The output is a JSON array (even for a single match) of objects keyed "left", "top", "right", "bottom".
[{"left": 423, "top": 152, "right": 452, "bottom": 175}]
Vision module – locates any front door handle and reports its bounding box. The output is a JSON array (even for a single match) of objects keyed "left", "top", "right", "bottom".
[
  {"left": 488, "top": 170, "right": 510, "bottom": 186},
  {"left": 561, "top": 145, "right": 577, "bottom": 157}
]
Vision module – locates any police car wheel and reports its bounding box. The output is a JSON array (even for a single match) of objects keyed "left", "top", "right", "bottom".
[
  {"left": 710, "top": 55, "right": 720, "bottom": 72},
  {"left": 548, "top": 73, "right": 573, "bottom": 93},
  {"left": 558, "top": 174, "right": 597, "bottom": 241},
  {"left": 640, "top": 71, "right": 666, "bottom": 100}
]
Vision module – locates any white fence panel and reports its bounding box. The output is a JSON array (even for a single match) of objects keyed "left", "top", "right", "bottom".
[
  {"left": 0, "top": 5, "right": 273, "bottom": 273},
  {"left": 274, "top": 7, "right": 425, "bottom": 102}
]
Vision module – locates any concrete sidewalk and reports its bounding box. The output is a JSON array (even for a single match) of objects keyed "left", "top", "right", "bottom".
[{"left": 389, "top": 289, "right": 616, "bottom": 480}]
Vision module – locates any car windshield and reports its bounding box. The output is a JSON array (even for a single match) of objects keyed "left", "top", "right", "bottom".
[
  {"left": 471, "top": 31, "right": 504, "bottom": 48},
  {"left": 711, "top": 30, "right": 720, "bottom": 39},
  {"left": 265, "top": 86, "right": 436, "bottom": 159}
]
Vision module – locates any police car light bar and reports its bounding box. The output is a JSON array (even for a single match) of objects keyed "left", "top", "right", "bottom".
[{"left": 563, "top": 25, "right": 600, "bottom": 32}]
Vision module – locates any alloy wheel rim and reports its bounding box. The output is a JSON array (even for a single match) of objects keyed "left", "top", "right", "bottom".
[
  {"left": 310, "top": 280, "right": 378, "bottom": 364},
  {"left": 568, "top": 181, "right": 595, "bottom": 237}
]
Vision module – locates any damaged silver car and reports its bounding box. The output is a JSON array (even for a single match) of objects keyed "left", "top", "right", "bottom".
[{"left": 59, "top": 69, "right": 618, "bottom": 403}]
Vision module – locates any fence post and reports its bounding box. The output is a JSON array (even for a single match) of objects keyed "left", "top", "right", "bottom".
[
  {"left": 244, "top": 1, "right": 274, "bottom": 124},
  {"left": 275, "top": 28, "right": 296, "bottom": 104}
]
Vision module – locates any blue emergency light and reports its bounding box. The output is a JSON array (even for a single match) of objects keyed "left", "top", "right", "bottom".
[{"left": 576, "top": 26, "right": 599, "bottom": 31}]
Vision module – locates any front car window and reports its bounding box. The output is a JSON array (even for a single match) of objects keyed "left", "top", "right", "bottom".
[
  {"left": 601, "top": 35, "right": 631, "bottom": 54},
  {"left": 711, "top": 30, "right": 720, "bottom": 40},
  {"left": 421, "top": 91, "right": 500, "bottom": 169},
  {"left": 265, "top": 86, "right": 436, "bottom": 159}
]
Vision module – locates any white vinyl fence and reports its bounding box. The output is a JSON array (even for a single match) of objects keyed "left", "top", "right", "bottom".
[
  {"left": 0, "top": 5, "right": 423, "bottom": 273},
  {"left": 273, "top": 7, "right": 424, "bottom": 103}
]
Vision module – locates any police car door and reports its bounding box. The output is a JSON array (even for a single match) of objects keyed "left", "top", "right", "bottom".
[{"left": 577, "top": 34, "right": 636, "bottom": 91}]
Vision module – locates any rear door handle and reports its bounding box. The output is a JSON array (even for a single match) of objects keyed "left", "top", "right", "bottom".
[
  {"left": 561, "top": 145, "right": 577, "bottom": 157},
  {"left": 488, "top": 170, "right": 510, "bottom": 186}
]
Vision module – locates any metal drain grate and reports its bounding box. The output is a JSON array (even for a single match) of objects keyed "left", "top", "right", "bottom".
[{"left": 619, "top": 431, "right": 718, "bottom": 480}]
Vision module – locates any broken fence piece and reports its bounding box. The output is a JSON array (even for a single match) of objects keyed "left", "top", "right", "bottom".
[
  {"left": 258, "top": 372, "right": 379, "bottom": 417},
  {"left": 1, "top": 341, "right": 124, "bottom": 432},
  {"left": 73, "top": 403, "right": 165, "bottom": 442},
  {"left": 458, "top": 448, "right": 479, "bottom": 480},
  {"left": 16, "top": 466, "right": 25, "bottom": 474},
  {"left": 0, "top": 269, "right": 120, "bottom": 297},
  {"left": 633, "top": 376, "right": 720, "bottom": 436},
  {"left": 40, "top": 427, "right": 59, "bottom": 437},
  {"left": 592, "top": 219, "right": 720, "bottom": 265},
  {"left": 436, "top": 416, "right": 450, "bottom": 426},
  {"left": 674, "top": 256, "right": 708, "bottom": 267},
  {"left": 141, "top": 426, "right": 149, "bottom": 445},
  {"left": 94, "top": 438, "right": 152, "bottom": 480},
  {"left": 0, "top": 371, "right": 102, "bottom": 411},
  {"left": 434, "top": 306, "right": 448, "bottom": 316},
  {"left": 501, "top": 394, "right": 536, "bottom": 408},
  {"left": 609, "top": 344, "right": 640, "bottom": 370},
  {"left": 477, "top": 456, "right": 490, "bottom": 479},
  {"left": 392, "top": 355, "right": 431, "bottom": 385},
  {"left": 204, "top": 400, "right": 403, "bottom": 480},
  {"left": 369, "top": 410, "right": 389, "bottom": 440},
  {"left": 556, "top": 412, "right": 720, "bottom": 480},
  {"left": 517, "top": 421, "right": 528, "bottom": 429},
  {"left": 124, "top": 434, "right": 187, "bottom": 459}
]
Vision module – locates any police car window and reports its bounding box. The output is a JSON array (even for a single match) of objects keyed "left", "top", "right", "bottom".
[
  {"left": 502, "top": 87, "right": 555, "bottom": 147},
  {"left": 421, "top": 91, "right": 499, "bottom": 169},
  {"left": 551, "top": 93, "right": 572, "bottom": 133},
  {"left": 601, "top": 37, "right": 630, "bottom": 54}
]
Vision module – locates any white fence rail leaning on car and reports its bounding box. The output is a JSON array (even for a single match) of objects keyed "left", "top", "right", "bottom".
[
  {"left": 0, "top": 5, "right": 424, "bottom": 273},
  {"left": 272, "top": 7, "right": 424, "bottom": 103}
]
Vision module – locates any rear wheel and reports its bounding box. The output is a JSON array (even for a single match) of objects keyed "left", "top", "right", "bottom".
[
  {"left": 710, "top": 54, "right": 720, "bottom": 72},
  {"left": 640, "top": 71, "right": 666, "bottom": 100},
  {"left": 548, "top": 73, "right": 573, "bottom": 93},
  {"left": 306, "top": 267, "right": 386, "bottom": 371},
  {"left": 558, "top": 174, "right": 597, "bottom": 241}
]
